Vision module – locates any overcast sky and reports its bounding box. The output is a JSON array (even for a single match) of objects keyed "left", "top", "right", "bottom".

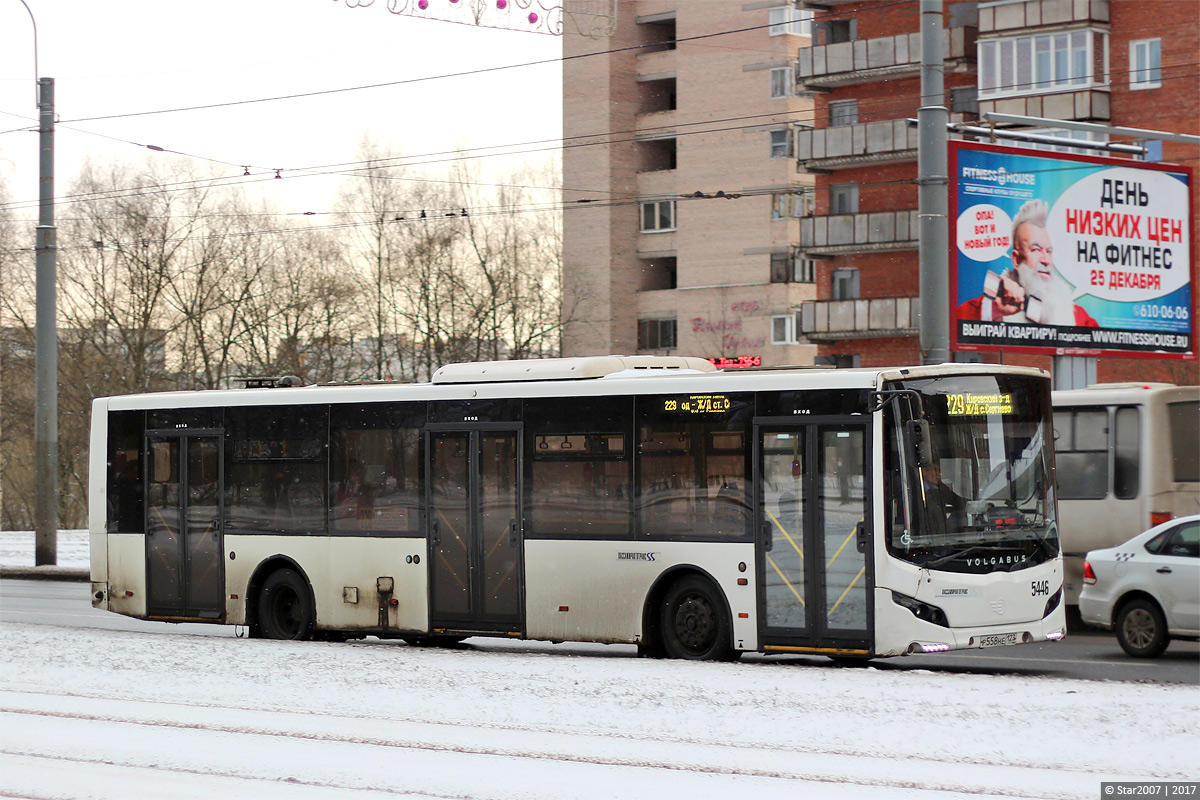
[{"left": 0, "top": 0, "right": 564, "bottom": 213}]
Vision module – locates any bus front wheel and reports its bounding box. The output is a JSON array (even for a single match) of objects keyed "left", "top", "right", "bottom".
[
  {"left": 660, "top": 576, "right": 734, "bottom": 661},
  {"left": 258, "top": 568, "right": 315, "bottom": 641}
]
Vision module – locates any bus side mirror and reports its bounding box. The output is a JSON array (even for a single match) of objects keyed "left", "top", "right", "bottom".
[{"left": 906, "top": 419, "right": 933, "bottom": 467}]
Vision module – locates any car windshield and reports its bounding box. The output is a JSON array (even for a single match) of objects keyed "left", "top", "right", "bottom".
[{"left": 883, "top": 373, "right": 1058, "bottom": 574}]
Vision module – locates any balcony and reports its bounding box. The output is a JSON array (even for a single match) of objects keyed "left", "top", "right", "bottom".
[
  {"left": 980, "top": 0, "right": 1108, "bottom": 34},
  {"left": 799, "top": 210, "right": 918, "bottom": 256},
  {"left": 794, "top": 120, "right": 918, "bottom": 171},
  {"left": 978, "top": 88, "right": 1110, "bottom": 122},
  {"left": 797, "top": 28, "right": 976, "bottom": 88},
  {"left": 800, "top": 297, "right": 919, "bottom": 341}
]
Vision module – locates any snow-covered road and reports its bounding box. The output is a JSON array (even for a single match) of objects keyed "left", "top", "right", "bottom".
[{"left": 2, "top": 621, "right": 1197, "bottom": 800}]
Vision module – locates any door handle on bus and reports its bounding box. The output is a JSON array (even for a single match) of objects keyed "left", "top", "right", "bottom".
[
  {"left": 431, "top": 520, "right": 440, "bottom": 546},
  {"left": 509, "top": 518, "right": 519, "bottom": 546}
]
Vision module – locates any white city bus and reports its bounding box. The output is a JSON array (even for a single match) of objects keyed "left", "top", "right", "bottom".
[
  {"left": 1051, "top": 383, "right": 1200, "bottom": 608},
  {"left": 89, "top": 356, "right": 1066, "bottom": 660}
]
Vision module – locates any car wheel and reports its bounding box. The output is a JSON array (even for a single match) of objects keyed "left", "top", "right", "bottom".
[
  {"left": 660, "top": 576, "right": 734, "bottom": 661},
  {"left": 1115, "top": 598, "right": 1169, "bottom": 658},
  {"left": 258, "top": 569, "right": 315, "bottom": 641}
]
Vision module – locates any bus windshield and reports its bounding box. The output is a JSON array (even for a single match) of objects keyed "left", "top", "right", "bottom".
[{"left": 883, "top": 373, "right": 1057, "bottom": 574}]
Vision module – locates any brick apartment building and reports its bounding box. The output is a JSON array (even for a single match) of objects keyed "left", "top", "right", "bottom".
[
  {"left": 562, "top": 0, "right": 1199, "bottom": 384},
  {"left": 561, "top": 1, "right": 819, "bottom": 365}
]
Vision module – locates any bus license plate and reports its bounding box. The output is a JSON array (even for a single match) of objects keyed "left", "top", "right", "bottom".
[{"left": 978, "top": 633, "right": 1019, "bottom": 648}]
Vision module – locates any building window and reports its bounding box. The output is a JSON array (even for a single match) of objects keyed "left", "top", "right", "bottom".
[
  {"left": 829, "top": 100, "right": 858, "bottom": 127},
  {"left": 640, "top": 200, "right": 676, "bottom": 232},
  {"left": 770, "top": 66, "right": 793, "bottom": 99},
  {"left": 979, "top": 29, "right": 1108, "bottom": 98},
  {"left": 831, "top": 268, "right": 860, "bottom": 300},
  {"left": 1130, "top": 39, "right": 1161, "bottom": 89},
  {"left": 951, "top": 86, "right": 979, "bottom": 115},
  {"left": 639, "top": 138, "right": 677, "bottom": 172},
  {"left": 637, "top": 13, "right": 676, "bottom": 52},
  {"left": 640, "top": 76, "right": 677, "bottom": 113},
  {"left": 638, "top": 318, "right": 677, "bottom": 350},
  {"left": 829, "top": 183, "right": 858, "bottom": 216},
  {"left": 772, "top": 189, "right": 814, "bottom": 220},
  {"left": 641, "top": 256, "right": 677, "bottom": 291},
  {"left": 768, "top": 5, "right": 812, "bottom": 37},
  {"left": 813, "top": 17, "right": 855, "bottom": 45},
  {"left": 770, "top": 250, "right": 815, "bottom": 284},
  {"left": 771, "top": 314, "right": 798, "bottom": 345},
  {"left": 769, "top": 128, "right": 791, "bottom": 159}
]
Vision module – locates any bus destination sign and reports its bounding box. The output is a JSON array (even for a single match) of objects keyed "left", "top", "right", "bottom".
[
  {"left": 945, "top": 393, "right": 1014, "bottom": 416},
  {"left": 663, "top": 395, "right": 732, "bottom": 414}
]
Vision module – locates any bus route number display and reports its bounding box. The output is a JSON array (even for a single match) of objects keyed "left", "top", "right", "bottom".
[
  {"left": 663, "top": 395, "right": 732, "bottom": 414},
  {"left": 945, "top": 393, "right": 1014, "bottom": 416}
]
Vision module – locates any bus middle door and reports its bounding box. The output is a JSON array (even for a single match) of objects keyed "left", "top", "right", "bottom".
[{"left": 426, "top": 426, "right": 523, "bottom": 635}]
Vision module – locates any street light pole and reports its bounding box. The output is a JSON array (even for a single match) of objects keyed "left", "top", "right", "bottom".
[
  {"left": 22, "top": 0, "right": 59, "bottom": 565},
  {"left": 917, "top": 0, "right": 950, "bottom": 365}
]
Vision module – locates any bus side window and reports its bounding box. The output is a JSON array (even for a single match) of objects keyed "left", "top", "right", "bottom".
[
  {"left": 1055, "top": 409, "right": 1108, "bottom": 500},
  {"left": 107, "top": 410, "right": 145, "bottom": 533},
  {"left": 1113, "top": 406, "right": 1140, "bottom": 500},
  {"left": 1167, "top": 400, "right": 1200, "bottom": 483}
]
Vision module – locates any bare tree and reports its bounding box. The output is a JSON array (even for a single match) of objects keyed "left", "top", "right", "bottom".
[
  {"left": 452, "top": 157, "right": 565, "bottom": 361},
  {"left": 334, "top": 135, "right": 417, "bottom": 381}
]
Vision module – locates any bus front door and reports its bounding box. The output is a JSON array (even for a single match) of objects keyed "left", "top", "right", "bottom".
[
  {"left": 145, "top": 434, "right": 224, "bottom": 620},
  {"left": 757, "top": 422, "right": 872, "bottom": 656},
  {"left": 426, "top": 428, "right": 523, "bottom": 635}
]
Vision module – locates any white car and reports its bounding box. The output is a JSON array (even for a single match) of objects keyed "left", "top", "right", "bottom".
[{"left": 1079, "top": 514, "right": 1200, "bottom": 658}]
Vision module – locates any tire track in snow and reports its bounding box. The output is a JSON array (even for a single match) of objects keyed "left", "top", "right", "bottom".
[{"left": 1, "top": 689, "right": 1110, "bottom": 799}]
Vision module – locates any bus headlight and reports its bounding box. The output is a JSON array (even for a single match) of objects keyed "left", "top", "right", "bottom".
[
  {"left": 891, "top": 591, "right": 948, "bottom": 627},
  {"left": 1042, "top": 588, "right": 1062, "bottom": 618}
]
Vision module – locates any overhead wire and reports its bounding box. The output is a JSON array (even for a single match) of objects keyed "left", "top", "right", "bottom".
[
  {"left": 4, "top": 59, "right": 1198, "bottom": 216},
  {"left": 1, "top": 0, "right": 1195, "bottom": 250}
]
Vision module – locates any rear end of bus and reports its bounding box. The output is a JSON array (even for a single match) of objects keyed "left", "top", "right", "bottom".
[{"left": 1052, "top": 384, "right": 1200, "bottom": 610}]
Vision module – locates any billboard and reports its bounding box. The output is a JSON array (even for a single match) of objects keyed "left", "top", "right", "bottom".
[{"left": 950, "top": 142, "right": 1194, "bottom": 360}]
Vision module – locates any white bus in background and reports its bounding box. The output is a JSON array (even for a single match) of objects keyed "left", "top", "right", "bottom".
[
  {"left": 1052, "top": 383, "right": 1200, "bottom": 610},
  {"left": 89, "top": 356, "right": 1066, "bottom": 661}
]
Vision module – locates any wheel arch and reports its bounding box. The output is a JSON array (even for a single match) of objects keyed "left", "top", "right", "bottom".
[
  {"left": 1111, "top": 589, "right": 1164, "bottom": 628},
  {"left": 641, "top": 565, "right": 736, "bottom": 655},
  {"left": 245, "top": 555, "right": 315, "bottom": 635}
]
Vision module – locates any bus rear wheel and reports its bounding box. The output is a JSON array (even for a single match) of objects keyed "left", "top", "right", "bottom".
[
  {"left": 258, "top": 569, "right": 315, "bottom": 641},
  {"left": 660, "top": 576, "right": 733, "bottom": 661}
]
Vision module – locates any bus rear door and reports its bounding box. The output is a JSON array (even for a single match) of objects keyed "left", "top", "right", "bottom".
[{"left": 145, "top": 430, "right": 224, "bottom": 620}]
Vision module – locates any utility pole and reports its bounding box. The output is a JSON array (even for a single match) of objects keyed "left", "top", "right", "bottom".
[
  {"left": 34, "top": 76, "right": 58, "bottom": 566},
  {"left": 917, "top": 0, "right": 950, "bottom": 364}
]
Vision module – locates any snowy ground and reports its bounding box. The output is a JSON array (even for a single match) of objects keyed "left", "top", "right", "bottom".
[
  {"left": 2, "top": 530, "right": 1198, "bottom": 798},
  {"left": 0, "top": 529, "right": 89, "bottom": 569}
]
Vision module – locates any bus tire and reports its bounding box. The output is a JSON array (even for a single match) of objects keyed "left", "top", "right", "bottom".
[
  {"left": 1115, "top": 598, "right": 1169, "bottom": 658},
  {"left": 257, "top": 568, "right": 315, "bottom": 641},
  {"left": 660, "top": 575, "right": 733, "bottom": 661}
]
